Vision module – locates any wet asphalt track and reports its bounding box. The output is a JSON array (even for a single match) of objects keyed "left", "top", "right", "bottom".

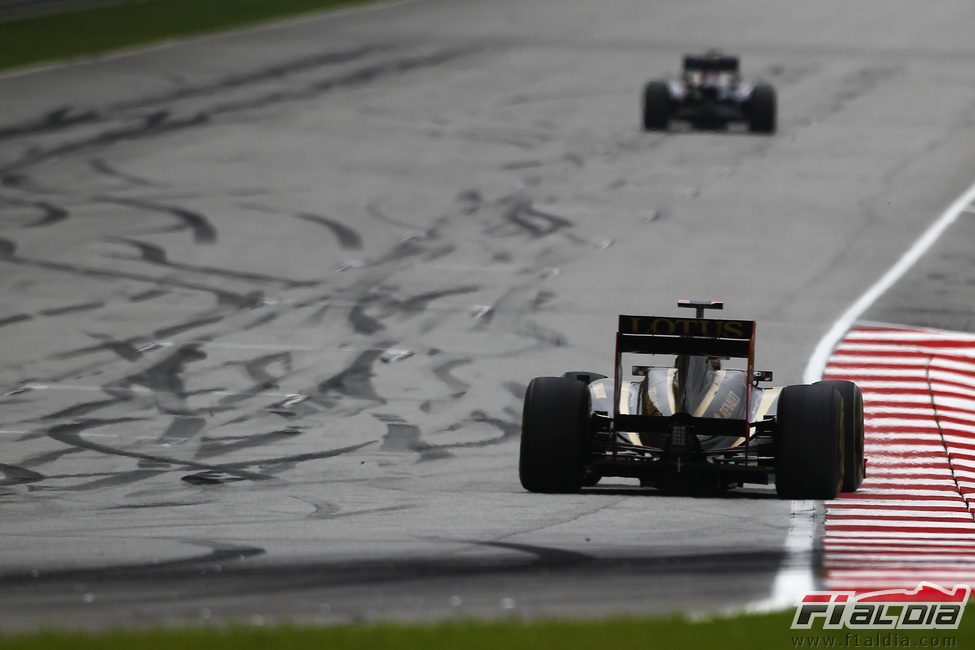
[{"left": 2, "top": 0, "right": 975, "bottom": 631}]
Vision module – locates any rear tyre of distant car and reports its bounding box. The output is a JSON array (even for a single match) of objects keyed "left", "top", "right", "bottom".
[
  {"left": 817, "top": 380, "right": 866, "bottom": 493},
  {"left": 643, "top": 81, "right": 672, "bottom": 131},
  {"left": 775, "top": 383, "right": 844, "bottom": 499},
  {"left": 748, "top": 83, "right": 776, "bottom": 133},
  {"left": 520, "top": 377, "right": 591, "bottom": 493}
]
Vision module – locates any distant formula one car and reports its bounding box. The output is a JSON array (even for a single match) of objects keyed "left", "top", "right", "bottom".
[
  {"left": 642, "top": 51, "right": 776, "bottom": 133},
  {"left": 519, "top": 300, "right": 865, "bottom": 498}
]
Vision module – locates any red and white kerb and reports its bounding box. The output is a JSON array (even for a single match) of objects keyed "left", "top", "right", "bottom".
[{"left": 821, "top": 324, "right": 975, "bottom": 592}]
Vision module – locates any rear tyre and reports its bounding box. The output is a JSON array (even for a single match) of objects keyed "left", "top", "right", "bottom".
[
  {"left": 817, "top": 380, "right": 865, "bottom": 493},
  {"left": 562, "top": 371, "right": 608, "bottom": 385},
  {"left": 519, "top": 377, "right": 591, "bottom": 493},
  {"left": 748, "top": 83, "right": 776, "bottom": 134},
  {"left": 775, "top": 383, "right": 845, "bottom": 499},
  {"left": 643, "top": 81, "right": 672, "bottom": 131}
]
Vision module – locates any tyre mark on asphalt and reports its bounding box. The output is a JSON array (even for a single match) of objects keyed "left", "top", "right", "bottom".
[
  {"left": 98, "top": 197, "right": 216, "bottom": 244},
  {"left": 0, "top": 542, "right": 266, "bottom": 584},
  {"left": 0, "top": 196, "right": 69, "bottom": 228},
  {"left": 518, "top": 318, "right": 567, "bottom": 347},
  {"left": 365, "top": 197, "right": 421, "bottom": 229},
  {"left": 214, "top": 440, "right": 377, "bottom": 474},
  {"left": 379, "top": 408, "right": 518, "bottom": 461},
  {"left": 0, "top": 106, "right": 98, "bottom": 141},
  {"left": 114, "top": 45, "right": 396, "bottom": 113},
  {"left": 39, "top": 398, "right": 120, "bottom": 421},
  {"left": 379, "top": 417, "right": 453, "bottom": 461},
  {"left": 194, "top": 429, "right": 301, "bottom": 460},
  {"left": 61, "top": 468, "right": 169, "bottom": 492},
  {"left": 819, "top": 65, "right": 901, "bottom": 120},
  {"left": 105, "top": 237, "right": 315, "bottom": 286},
  {"left": 1, "top": 47, "right": 482, "bottom": 174},
  {"left": 0, "top": 314, "right": 31, "bottom": 328},
  {"left": 241, "top": 310, "right": 279, "bottom": 331},
  {"left": 399, "top": 285, "right": 480, "bottom": 313},
  {"left": 466, "top": 541, "right": 594, "bottom": 567},
  {"left": 128, "top": 288, "right": 169, "bottom": 302},
  {"left": 89, "top": 158, "right": 164, "bottom": 188},
  {"left": 437, "top": 409, "right": 520, "bottom": 449},
  {"left": 296, "top": 498, "right": 415, "bottom": 520},
  {"left": 158, "top": 415, "right": 207, "bottom": 446},
  {"left": 0, "top": 548, "right": 788, "bottom": 603},
  {"left": 0, "top": 301, "right": 101, "bottom": 331},
  {"left": 0, "top": 463, "right": 44, "bottom": 486},
  {"left": 38, "top": 300, "right": 104, "bottom": 317},
  {"left": 0, "top": 237, "right": 260, "bottom": 309},
  {"left": 345, "top": 284, "right": 482, "bottom": 335},
  {"left": 0, "top": 45, "right": 394, "bottom": 154},
  {"left": 314, "top": 347, "right": 389, "bottom": 410},
  {"left": 217, "top": 352, "right": 291, "bottom": 406},
  {"left": 295, "top": 212, "right": 364, "bottom": 250},
  {"left": 153, "top": 314, "right": 230, "bottom": 339},
  {"left": 46, "top": 419, "right": 272, "bottom": 481},
  {"left": 206, "top": 46, "right": 483, "bottom": 121},
  {"left": 498, "top": 197, "right": 572, "bottom": 238},
  {"left": 348, "top": 296, "right": 385, "bottom": 334},
  {"left": 4, "top": 111, "right": 211, "bottom": 172},
  {"left": 19, "top": 446, "right": 84, "bottom": 468},
  {"left": 431, "top": 358, "right": 471, "bottom": 395},
  {"left": 53, "top": 335, "right": 142, "bottom": 362},
  {"left": 116, "top": 344, "right": 207, "bottom": 417}
]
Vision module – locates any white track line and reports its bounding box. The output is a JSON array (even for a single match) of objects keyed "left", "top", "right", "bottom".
[
  {"left": 803, "top": 180, "right": 975, "bottom": 385},
  {"left": 0, "top": 0, "right": 419, "bottom": 80}
]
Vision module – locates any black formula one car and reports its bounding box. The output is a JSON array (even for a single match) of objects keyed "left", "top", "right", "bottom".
[
  {"left": 519, "top": 300, "right": 865, "bottom": 498},
  {"left": 642, "top": 51, "right": 776, "bottom": 133}
]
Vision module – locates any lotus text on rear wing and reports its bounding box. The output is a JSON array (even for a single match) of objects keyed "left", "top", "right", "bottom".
[{"left": 618, "top": 315, "right": 751, "bottom": 338}]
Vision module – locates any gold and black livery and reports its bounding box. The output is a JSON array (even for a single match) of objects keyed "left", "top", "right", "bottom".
[{"left": 518, "top": 300, "right": 866, "bottom": 499}]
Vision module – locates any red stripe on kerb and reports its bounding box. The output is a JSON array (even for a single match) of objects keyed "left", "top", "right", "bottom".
[
  {"left": 847, "top": 474, "right": 955, "bottom": 482},
  {"left": 822, "top": 325, "right": 975, "bottom": 592},
  {"left": 826, "top": 525, "right": 975, "bottom": 534},
  {"left": 835, "top": 493, "right": 968, "bottom": 501},
  {"left": 822, "top": 547, "right": 975, "bottom": 555},
  {"left": 831, "top": 348, "right": 975, "bottom": 365},
  {"left": 826, "top": 363, "right": 975, "bottom": 376},
  {"left": 829, "top": 508, "right": 975, "bottom": 527},
  {"left": 839, "top": 338, "right": 975, "bottom": 348},
  {"left": 827, "top": 504, "right": 969, "bottom": 513}
]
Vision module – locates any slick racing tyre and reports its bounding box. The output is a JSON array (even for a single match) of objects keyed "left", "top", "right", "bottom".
[
  {"left": 643, "top": 81, "right": 672, "bottom": 131},
  {"left": 775, "top": 383, "right": 844, "bottom": 500},
  {"left": 748, "top": 83, "right": 776, "bottom": 133},
  {"left": 562, "top": 371, "right": 608, "bottom": 385},
  {"left": 817, "top": 380, "right": 866, "bottom": 493},
  {"left": 520, "top": 377, "right": 591, "bottom": 493}
]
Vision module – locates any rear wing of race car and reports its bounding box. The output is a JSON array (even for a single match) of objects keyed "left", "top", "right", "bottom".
[
  {"left": 682, "top": 54, "right": 739, "bottom": 73},
  {"left": 612, "top": 306, "right": 756, "bottom": 438}
]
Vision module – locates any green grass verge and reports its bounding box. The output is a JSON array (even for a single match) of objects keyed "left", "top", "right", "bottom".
[
  {"left": 0, "top": 0, "right": 381, "bottom": 73},
  {"left": 1, "top": 610, "right": 973, "bottom": 650}
]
